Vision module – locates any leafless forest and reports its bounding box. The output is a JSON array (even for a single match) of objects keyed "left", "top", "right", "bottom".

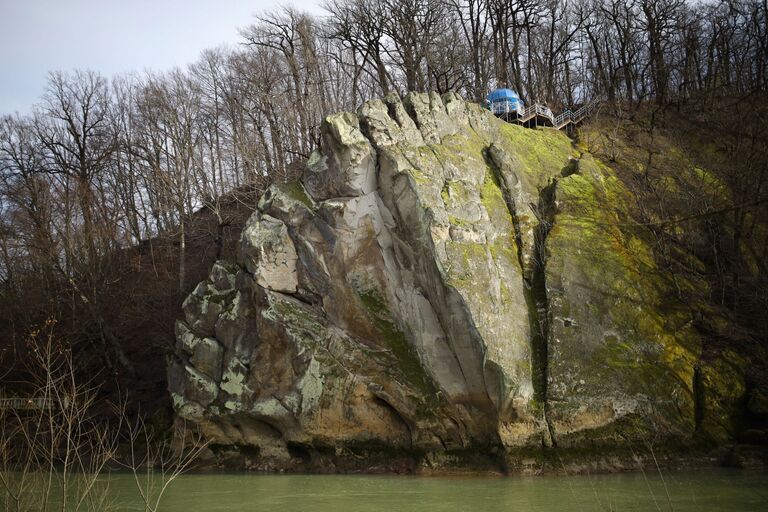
[{"left": 1, "top": 0, "right": 767, "bottom": 406}]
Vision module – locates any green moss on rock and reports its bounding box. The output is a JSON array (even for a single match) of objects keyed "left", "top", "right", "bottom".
[
  {"left": 356, "top": 286, "right": 437, "bottom": 397},
  {"left": 277, "top": 181, "right": 314, "bottom": 209}
]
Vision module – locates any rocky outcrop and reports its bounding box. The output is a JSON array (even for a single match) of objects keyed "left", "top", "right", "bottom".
[{"left": 168, "top": 92, "right": 739, "bottom": 471}]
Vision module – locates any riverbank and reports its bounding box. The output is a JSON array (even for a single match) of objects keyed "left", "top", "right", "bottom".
[{"left": 193, "top": 442, "right": 768, "bottom": 476}]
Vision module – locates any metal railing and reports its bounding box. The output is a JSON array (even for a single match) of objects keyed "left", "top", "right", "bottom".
[
  {"left": 499, "top": 98, "right": 600, "bottom": 130},
  {"left": 489, "top": 99, "right": 523, "bottom": 115},
  {"left": 0, "top": 397, "right": 54, "bottom": 411}
]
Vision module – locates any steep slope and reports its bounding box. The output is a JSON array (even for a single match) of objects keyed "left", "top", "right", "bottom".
[{"left": 168, "top": 92, "right": 743, "bottom": 471}]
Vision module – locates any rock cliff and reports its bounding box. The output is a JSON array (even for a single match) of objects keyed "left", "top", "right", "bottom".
[{"left": 168, "top": 92, "right": 741, "bottom": 471}]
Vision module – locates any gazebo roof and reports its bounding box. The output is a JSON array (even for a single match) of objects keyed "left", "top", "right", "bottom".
[{"left": 487, "top": 88, "right": 521, "bottom": 102}]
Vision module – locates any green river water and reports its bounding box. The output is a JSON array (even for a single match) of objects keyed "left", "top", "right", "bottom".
[{"left": 97, "top": 469, "right": 767, "bottom": 511}]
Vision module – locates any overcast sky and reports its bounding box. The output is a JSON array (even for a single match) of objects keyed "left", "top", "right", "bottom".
[{"left": 0, "top": 0, "right": 323, "bottom": 115}]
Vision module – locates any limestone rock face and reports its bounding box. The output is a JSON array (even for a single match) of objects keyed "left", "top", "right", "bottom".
[
  {"left": 168, "top": 93, "right": 734, "bottom": 470},
  {"left": 240, "top": 214, "right": 299, "bottom": 293}
]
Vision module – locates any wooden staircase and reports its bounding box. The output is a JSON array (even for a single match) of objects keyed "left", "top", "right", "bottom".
[{"left": 498, "top": 99, "right": 600, "bottom": 130}]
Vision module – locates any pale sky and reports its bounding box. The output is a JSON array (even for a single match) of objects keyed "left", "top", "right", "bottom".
[{"left": 0, "top": 0, "right": 323, "bottom": 114}]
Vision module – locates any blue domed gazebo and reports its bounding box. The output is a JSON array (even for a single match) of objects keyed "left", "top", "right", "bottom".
[{"left": 486, "top": 88, "right": 525, "bottom": 115}]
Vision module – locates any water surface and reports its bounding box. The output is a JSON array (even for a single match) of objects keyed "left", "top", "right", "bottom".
[{"left": 106, "top": 469, "right": 767, "bottom": 511}]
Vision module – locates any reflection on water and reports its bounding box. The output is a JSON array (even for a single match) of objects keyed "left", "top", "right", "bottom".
[{"left": 102, "top": 468, "right": 768, "bottom": 511}]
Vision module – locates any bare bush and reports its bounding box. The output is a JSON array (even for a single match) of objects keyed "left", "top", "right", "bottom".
[{"left": 0, "top": 320, "right": 206, "bottom": 511}]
